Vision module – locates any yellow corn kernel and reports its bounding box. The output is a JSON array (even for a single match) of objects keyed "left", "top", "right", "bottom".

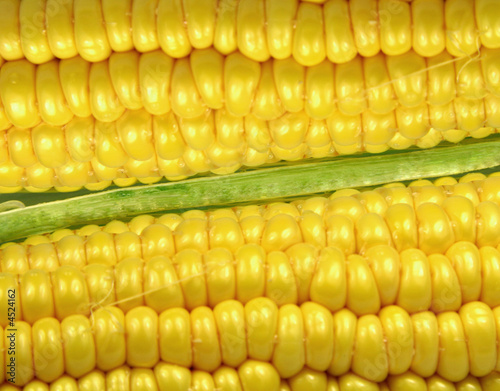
[
  {"left": 336, "top": 56, "right": 366, "bottom": 116},
  {"left": 447, "top": 182, "right": 481, "bottom": 205},
  {"left": 266, "top": 251, "right": 297, "bottom": 306},
  {"left": 93, "top": 306, "right": 126, "bottom": 371},
  {"left": 445, "top": 0, "right": 477, "bottom": 56},
  {"left": 325, "top": 215, "right": 355, "bottom": 256},
  {"left": 476, "top": 0, "right": 500, "bottom": 48},
  {"left": 61, "top": 314, "right": 96, "bottom": 378},
  {"left": 299, "top": 210, "right": 326, "bottom": 247},
  {"left": 126, "top": 306, "right": 159, "bottom": 367},
  {"left": 352, "top": 314, "right": 388, "bottom": 382},
  {"left": 364, "top": 245, "right": 400, "bottom": 306},
  {"left": 191, "top": 305, "right": 222, "bottom": 372},
  {"left": 324, "top": 0, "right": 356, "bottom": 63},
  {"left": 7, "top": 127, "right": 36, "bottom": 168},
  {"left": 158, "top": 308, "right": 192, "bottom": 369},
  {"left": 460, "top": 302, "right": 497, "bottom": 377},
  {"left": 397, "top": 249, "right": 432, "bottom": 313},
  {"left": 189, "top": 48, "right": 223, "bottom": 110},
  {"left": 213, "top": 300, "right": 247, "bottom": 368},
  {"left": 476, "top": 201, "right": 500, "bottom": 247},
  {"left": 36, "top": 60, "right": 74, "bottom": 126},
  {"left": 350, "top": 0, "right": 379, "bottom": 57},
  {"left": 59, "top": 56, "right": 91, "bottom": 118},
  {"left": 412, "top": 0, "right": 446, "bottom": 57},
  {"left": 0, "top": 60, "right": 40, "bottom": 129},
  {"left": 108, "top": 52, "right": 141, "bottom": 111},
  {"left": 252, "top": 61, "right": 284, "bottom": 120},
  {"left": 212, "top": 0, "right": 238, "bottom": 54},
  {"left": 139, "top": 50, "right": 173, "bottom": 116},
  {"left": 238, "top": 361, "right": 280, "bottom": 391},
  {"left": 265, "top": 0, "right": 297, "bottom": 60},
  {"left": 293, "top": 3, "right": 325, "bottom": 66},
  {"left": 328, "top": 308, "right": 357, "bottom": 377},
  {"left": 52, "top": 265, "right": 90, "bottom": 319},
  {"left": 301, "top": 302, "right": 334, "bottom": 371},
  {"left": 0, "top": 274, "right": 21, "bottom": 327},
  {"left": 224, "top": 52, "right": 261, "bottom": 117},
  {"left": 480, "top": 247, "right": 500, "bottom": 308},
  {"left": 379, "top": 0, "right": 412, "bottom": 56},
  {"left": 411, "top": 311, "right": 439, "bottom": 377},
  {"left": 74, "top": 0, "right": 111, "bottom": 62},
  {"left": 346, "top": 254, "right": 381, "bottom": 316},
  {"left": 0, "top": 0, "right": 22, "bottom": 61},
  {"left": 416, "top": 203, "right": 455, "bottom": 255},
  {"left": 446, "top": 241, "right": 482, "bottom": 303},
  {"left": 19, "top": 0, "right": 53, "bottom": 64},
  {"left": 272, "top": 304, "right": 305, "bottom": 378},
  {"left": 32, "top": 317, "right": 64, "bottom": 383},
  {"left": 85, "top": 231, "right": 117, "bottom": 266},
  {"left": 115, "top": 257, "right": 144, "bottom": 312},
  {"left": 356, "top": 212, "right": 393, "bottom": 253},
  {"left": 102, "top": 0, "right": 133, "bottom": 52},
  {"left": 131, "top": 0, "right": 159, "bottom": 53},
  {"left": 437, "top": 312, "right": 469, "bottom": 382},
  {"left": 32, "top": 124, "right": 68, "bottom": 169},
  {"left": 273, "top": 58, "right": 305, "bottom": 113},
  {"left": 28, "top": 242, "right": 59, "bottom": 271},
  {"left": 428, "top": 254, "right": 462, "bottom": 313},
  {"left": 216, "top": 109, "right": 245, "bottom": 149},
  {"left": 236, "top": 0, "right": 269, "bottom": 62},
  {"left": 89, "top": 60, "right": 125, "bottom": 122},
  {"left": 380, "top": 306, "right": 414, "bottom": 376}
]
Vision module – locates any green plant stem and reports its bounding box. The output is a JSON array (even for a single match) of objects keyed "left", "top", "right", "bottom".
[{"left": 2, "top": 141, "right": 500, "bottom": 242}]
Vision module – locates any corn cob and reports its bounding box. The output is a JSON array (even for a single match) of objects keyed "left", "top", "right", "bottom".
[
  {"left": 280, "top": 369, "right": 500, "bottom": 391},
  {"left": 1, "top": 48, "right": 499, "bottom": 127},
  {"left": 3, "top": 120, "right": 498, "bottom": 193},
  {"left": 4, "top": 368, "right": 500, "bottom": 391},
  {"left": 1, "top": 50, "right": 499, "bottom": 191},
  {"left": 0, "top": 1, "right": 499, "bottom": 388},
  {"left": 1, "top": 359, "right": 280, "bottom": 389},
  {"left": 2, "top": 237, "right": 500, "bottom": 327},
  {"left": 0, "top": 49, "right": 498, "bottom": 188},
  {"left": 0, "top": 0, "right": 498, "bottom": 65},
  {"left": 2, "top": 299, "right": 500, "bottom": 385}
]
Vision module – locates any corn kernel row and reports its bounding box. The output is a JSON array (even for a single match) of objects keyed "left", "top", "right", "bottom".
[
  {"left": 0, "top": 0, "right": 498, "bottom": 65},
  {"left": 3, "top": 299, "right": 500, "bottom": 385},
  {"left": 1, "top": 353, "right": 279, "bottom": 389},
  {"left": 2, "top": 239, "right": 500, "bottom": 326},
  {"left": 1, "top": 48, "right": 500, "bottom": 129},
  {"left": 3, "top": 109, "right": 499, "bottom": 193},
  {"left": 1, "top": 123, "right": 499, "bottom": 194},
  {"left": 281, "top": 369, "right": 500, "bottom": 391},
  {"left": 7, "top": 368, "right": 499, "bottom": 391}
]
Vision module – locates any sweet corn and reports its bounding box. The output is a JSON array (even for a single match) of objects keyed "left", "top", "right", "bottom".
[
  {"left": 1, "top": 48, "right": 500, "bottom": 127},
  {"left": 2, "top": 238, "right": 500, "bottom": 326},
  {"left": 0, "top": 47, "right": 499, "bottom": 191},
  {"left": 2, "top": 299, "right": 499, "bottom": 386},
  {"left": 0, "top": 358, "right": 280, "bottom": 389},
  {"left": 8, "top": 368, "right": 500, "bottom": 391},
  {"left": 0, "top": 0, "right": 498, "bottom": 65},
  {"left": 2, "top": 177, "right": 500, "bottom": 325},
  {"left": 1, "top": 0, "right": 500, "bottom": 388},
  {"left": 280, "top": 368, "right": 500, "bottom": 391}
]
